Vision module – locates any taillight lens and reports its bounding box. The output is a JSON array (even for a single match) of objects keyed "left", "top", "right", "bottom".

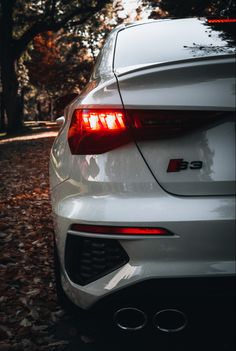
[
  {"left": 128, "top": 110, "right": 223, "bottom": 141},
  {"left": 71, "top": 223, "right": 172, "bottom": 236},
  {"left": 68, "top": 109, "right": 225, "bottom": 154},
  {"left": 68, "top": 109, "right": 131, "bottom": 154},
  {"left": 207, "top": 18, "right": 236, "bottom": 23}
]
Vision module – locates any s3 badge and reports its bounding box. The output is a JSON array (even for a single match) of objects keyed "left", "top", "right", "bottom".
[{"left": 167, "top": 159, "right": 203, "bottom": 172}]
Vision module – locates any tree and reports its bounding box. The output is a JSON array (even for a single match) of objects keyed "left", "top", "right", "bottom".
[
  {"left": 0, "top": 0, "right": 111, "bottom": 133},
  {"left": 148, "top": 0, "right": 236, "bottom": 18},
  {"left": 26, "top": 30, "right": 94, "bottom": 119}
]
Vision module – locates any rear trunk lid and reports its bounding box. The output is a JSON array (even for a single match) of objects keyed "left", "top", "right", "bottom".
[{"left": 116, "top": 56, "right": 235, "bottom": 196}]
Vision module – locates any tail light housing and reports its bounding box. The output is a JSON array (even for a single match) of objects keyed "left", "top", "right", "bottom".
[
  {"left": 128, "top": 109, "right": 223, "bottom": 141},
  {"left": 68, "top": 108, "right": 225, "bottom": 154},
  {"left": 68, "top": 109, "right": 131, "bottom": 154}
]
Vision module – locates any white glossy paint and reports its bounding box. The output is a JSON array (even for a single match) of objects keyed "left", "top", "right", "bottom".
[
  {"left": 51, "top": 175, "right": 235, "bottom": 308},
  {"left": 49, "top": 18, "right": 236, "bottom": 310},
  {"left": 136, "top": 120, "right": 235, "bottom": 195},
  {"left": 116, "top": 56, "right": 235, "bottom": 110},
  {"left": 49, "top": 78, "right": 123, "bottom": 189},
  {"left": 116, "top": 56, "right": 235, "bottom": 195}
]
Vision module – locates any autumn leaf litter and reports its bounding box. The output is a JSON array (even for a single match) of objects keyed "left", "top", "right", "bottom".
[{"left": 0, "top": 135, "right": 84, "bottom": 351}]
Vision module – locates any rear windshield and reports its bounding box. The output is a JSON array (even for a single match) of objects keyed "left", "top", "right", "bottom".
[{"left": 114, "top": 18, "right": 236, "bottom": 69}]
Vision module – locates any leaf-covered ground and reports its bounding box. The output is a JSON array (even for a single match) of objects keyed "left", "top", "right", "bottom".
[
  {"left": 0, "top": 131, "right": 235, "bottom": 351},
  {"left": 0, "top": 132, "right": 97, "bottom": 351}
]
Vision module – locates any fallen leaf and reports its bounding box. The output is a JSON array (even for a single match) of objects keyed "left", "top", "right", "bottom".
[{"left": 20, "top": 318, "right": 32, "bottom": 327}]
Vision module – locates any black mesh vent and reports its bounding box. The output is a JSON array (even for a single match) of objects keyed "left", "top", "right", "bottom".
[{"left": 65, "top": 234, "right": 129, "bottom": 286}]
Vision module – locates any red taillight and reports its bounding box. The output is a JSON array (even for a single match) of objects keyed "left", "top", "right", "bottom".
[
  {"left": 68, "top": 109, "right": 224, "bottom": 154},
  {"left": 81, "top": 110, "right": 126, "bottom": 131},
  {"left": 207, "top": 18, "right": 236, "bottom": 23},
  {"left": 128, "top": 109, "right": 222, "bottom": 141},
  {"left": 71, "top": 224, "right": 172, "bottom": 236},
  {"left": 68, "top": 109, "right": 131, "bottom": 154}
]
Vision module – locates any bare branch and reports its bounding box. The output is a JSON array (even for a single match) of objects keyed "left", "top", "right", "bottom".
[{"left": 14, "top": 0, "right": 111, "bottom": 58}]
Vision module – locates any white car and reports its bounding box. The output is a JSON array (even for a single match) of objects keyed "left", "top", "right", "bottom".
[{"left": 50, "top": 18, "right": 235, "bottom": 341}]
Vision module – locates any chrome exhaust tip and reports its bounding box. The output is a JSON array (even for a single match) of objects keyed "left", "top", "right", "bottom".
[
  {"left": 153, "top": 309, "right": 188, "bottom": 333},
  {"left": 113, "top": 307, "right": 147, "bottom": 331}
]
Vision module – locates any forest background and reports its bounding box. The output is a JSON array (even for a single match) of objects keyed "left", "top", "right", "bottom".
[{"left": 0, "top": 0, "right": 234, "bottom": 133}]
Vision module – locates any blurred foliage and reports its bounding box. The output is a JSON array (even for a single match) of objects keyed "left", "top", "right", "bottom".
[
  {"left": 7, "top": 1, "right": 119, "bottom": 121},
  {"left": 148, "top": 0, "right": 235, "bottom": 18},
  {"left": 1, "top": 0, "right": 234, "bottom": 124},
  {"left": 0, "top": 0, "right": 112, "bottom": 129}
]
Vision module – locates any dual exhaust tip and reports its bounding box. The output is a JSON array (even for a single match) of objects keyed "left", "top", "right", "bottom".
[{"left": 113, "top": 307, "right": 187, "bottom": 333}]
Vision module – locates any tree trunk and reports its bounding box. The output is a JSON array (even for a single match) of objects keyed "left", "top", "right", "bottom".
[
  {"left": 1, "top": 58, "right": 22, "bottom": 133},
  {"left": 0, "top": 0, "right": 22, "bottom": 133},
  {"left": 0, "top": 93, "right": 6, "bottom": 131}
]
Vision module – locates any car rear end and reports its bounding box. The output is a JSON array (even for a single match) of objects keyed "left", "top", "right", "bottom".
[{"left": 50, "top": 18, "right": 235, "bottom": 344}]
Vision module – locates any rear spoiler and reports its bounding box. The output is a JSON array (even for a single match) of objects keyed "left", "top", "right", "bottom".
[{"left": 114, "top": 54, "right": 235, "bottom": 77}]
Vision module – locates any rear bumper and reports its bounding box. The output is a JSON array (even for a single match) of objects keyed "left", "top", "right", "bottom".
[
  {"left": 51, "top": 179, "right": 235, "bottom": 309},
  {"left": 55, "top": 222, "right": 235, "bottom": 310}
]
